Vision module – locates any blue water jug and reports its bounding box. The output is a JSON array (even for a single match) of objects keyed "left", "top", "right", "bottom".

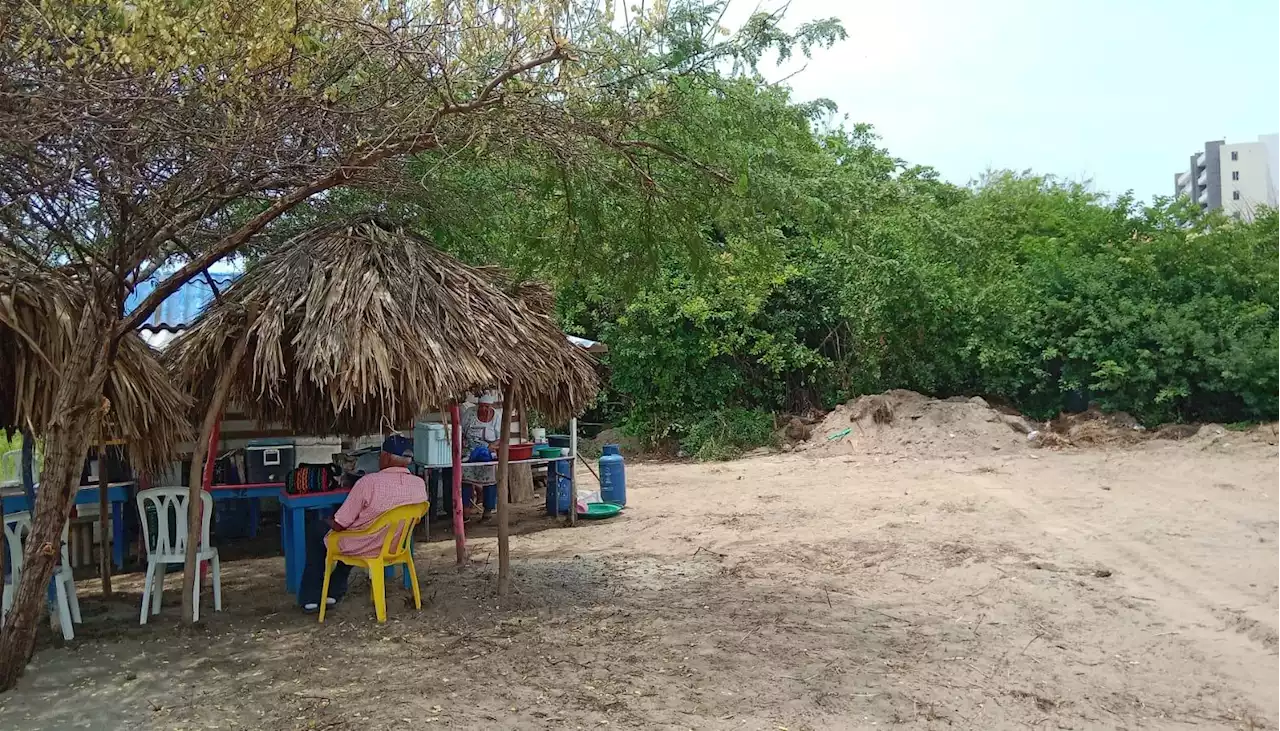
[
  {"left": 599, "top": 444, "right": 626, "bottom": 506},
  {"left": 545, "top": 460, "right": 573, "bottom": 515}
]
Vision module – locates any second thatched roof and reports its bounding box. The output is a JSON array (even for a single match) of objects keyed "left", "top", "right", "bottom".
[{"left": 167, "top": 217, "right": 599, "bottom": 434}]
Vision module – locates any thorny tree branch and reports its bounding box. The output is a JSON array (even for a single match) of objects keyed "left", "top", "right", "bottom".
[
  {"left": 116, "top": 43, "right": 574, "bottom": 335},
  {"left": 4, "top": 3, "right": 760, "bottom": 343}
]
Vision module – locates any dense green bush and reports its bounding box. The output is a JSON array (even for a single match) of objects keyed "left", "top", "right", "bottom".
[
  {"left": 272, "top": 3, "right": 1275, "bottom": 457},
  {"left": 679, "top": 408, "right": 776, "bottom": 461},
  {"left": 337, "top": 5, "right": 1276, "bottom": 455},
  {"left": 593, "top": 171, "right": 1278, "bottom": 447}
]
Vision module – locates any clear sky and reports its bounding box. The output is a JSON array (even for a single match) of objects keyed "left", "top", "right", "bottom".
[{"left": 725, "top": 0, "right": 1279, "bottom": 201}]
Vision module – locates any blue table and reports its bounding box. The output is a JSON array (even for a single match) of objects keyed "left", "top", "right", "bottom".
[
  {"left": 1, "top": 482, "right": 133, "bottom": 569},
  {"left": 278, "top": 487, "right": 415, "bottom": 598},
  {"left": 279, "top": 489, "right": 350, "bottom": 595},
  {"left": 209, "top": 483, "right": 283, "bottom": 539}
]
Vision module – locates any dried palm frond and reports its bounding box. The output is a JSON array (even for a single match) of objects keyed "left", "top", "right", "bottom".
[
  {"left": 166, "top": 216, "right": 599, "bottom": 435},
  {"left": 0, "top": 259, "right": 193, "bottom": 473}
]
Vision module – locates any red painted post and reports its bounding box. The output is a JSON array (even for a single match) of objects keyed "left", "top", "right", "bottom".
[
  {"left": 201, "top": 418, "right": 221, "bottom": 491},
  {"left": 198, "top": 418, "right": 220, "bottom": 583},
  {"left": 450, "top": 404, "right": 466, "bottom": 565}
]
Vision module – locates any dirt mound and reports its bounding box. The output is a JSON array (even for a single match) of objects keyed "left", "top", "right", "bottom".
[
  {"left": 1048, "top": 406, "right": 1145, "bottom": 447},
  {"left": 1154, "top": 423, "right": 1201, "bottom": 441},
  {"left": 1180, "top": 423, "right": 1280, "bottom": 450},
  {"left": 802, "top": 390, "right": 1036, "bottom": 457},
  {"left": 780, "top": 416, "right": 815, "bottom": 442},
  {"left": 585, "top": 427, "right": 644, "bottom": 459},
  {"left": 798, "top": 391, "right": 1212, "bottom": 457}
]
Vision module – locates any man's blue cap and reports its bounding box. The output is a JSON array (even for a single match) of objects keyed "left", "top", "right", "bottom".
[{"left": 381, "top": 434, "right": 414, "bottom": 458}]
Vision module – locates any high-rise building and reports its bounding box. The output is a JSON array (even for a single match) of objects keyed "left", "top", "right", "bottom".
[{"left": 1173, "top": 134, "right": 1279, "bottom": 220}]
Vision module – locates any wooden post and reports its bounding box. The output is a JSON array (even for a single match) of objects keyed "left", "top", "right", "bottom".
[
  {"left": 96, "top": 436, "right": 112, "bottom": 596},
  {"left": 496, "top": 382, "right": 517, "bottom": 597},
  {"left": 508, "top": 400, "right": 534, "bottom": 503},
  {"left": 450, "top": 403, "right": 466, "bottom": 566},
  {"left": 568, "top": 417, "right": 578, "bottom": 526},
  {"left": 181, "top": 311, "right": 253, "bottom": 623}
]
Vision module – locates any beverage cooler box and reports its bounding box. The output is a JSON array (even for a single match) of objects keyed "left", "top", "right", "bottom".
[
  {"left": 217, "top": 440, "right": 298, "bottom": 539},
  {"left": 246, "top": 440, "right": 296, "bottom": 483},
  {"left": 413, "top": 422, "right": 452, "bottom": 466}
]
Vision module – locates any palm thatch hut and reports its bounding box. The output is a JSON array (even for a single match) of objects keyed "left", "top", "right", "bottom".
[
  {"left": 166, "top": 216, "right": 598, "bottom": 434},
  {"left": 0, "top": 260, "right": 193, "bottom": 473},
  {"left": 1, "top": 256, "right": 194, "bottom": 596},
  {"left": 165, "top": 216, "right": 600, "bottom": 593}
]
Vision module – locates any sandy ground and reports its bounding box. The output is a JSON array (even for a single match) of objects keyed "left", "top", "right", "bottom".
[{"left": 0, "top": 436, "right": 1275, "bottom": 730}]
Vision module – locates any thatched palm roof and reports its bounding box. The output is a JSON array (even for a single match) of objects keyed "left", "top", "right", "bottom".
[
  {"left": 0, "top": 260, "right": 193, "bottom": 473},
  {"left": 166, "top": 217, "right": 599, "bottom": 435}
]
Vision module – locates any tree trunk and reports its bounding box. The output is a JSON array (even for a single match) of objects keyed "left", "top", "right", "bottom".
[
  {"left": 508, "top": 464, "right": 535, "bottom": 504},
  {"left": 181, "top": 308, "right": 254, "bottom": 623},
  {"left": 97, "top": 437, "right": 112, "bottom": 597},
  {"left": 450, "top": 404, "right": 466, "bottom": 565},
  {"left": 508, "top": 402, "right": 534, "bottom": 503},
  {"left": 0, "top": 306, "right": 113, "bottom": 691},
  {"left": 567, "top": 418, "right": 579, "bottom": 526},
  {"left": 180, "top": 425, "right": 215, "bottom": 624},
  {"left": 496, "top": 382, "right": 517, "bottom": 598}
]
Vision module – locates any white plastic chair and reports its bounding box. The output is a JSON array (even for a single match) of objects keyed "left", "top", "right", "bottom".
[
  {"left": 135, "top": 487, "right": 221, "bottom": 624},
  {"left": 1, "top": 511, "right": 81, "bottom": 641}
]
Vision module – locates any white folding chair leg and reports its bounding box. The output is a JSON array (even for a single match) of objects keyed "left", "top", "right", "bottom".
[
  {"left": 191, "top": 562, "right": 201, "bottom": 624},
  {"left": 63, "top": 573, "right": 82, "bottom": 624},
  {"left": 152, "top": 564, "right": 164, "bottom": 616},
  {"left": 53, "top": 580, "right": 74, "bottom": 641},
  {"left": 211, "top": 553, "right": 222, "bottom": 612},
  {"left": 139, "top": 561, "right": 156, "bottom": 625}
]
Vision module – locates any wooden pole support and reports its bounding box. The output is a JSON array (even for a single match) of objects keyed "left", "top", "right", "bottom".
[
  {"left": 450, "top": 404, "right": 466, "bottom": 566},
  {"left": 496, "top": 382, "right": 517, "bottom": 597},
  {"left": 568, "top": 417, "right": 578, "bottom": 526},
  {"left": 181, "top": 306, "right": 253, "bottom": 623},
  {"left": 97, "top": 435, "right": 112, "bottom": 596}
]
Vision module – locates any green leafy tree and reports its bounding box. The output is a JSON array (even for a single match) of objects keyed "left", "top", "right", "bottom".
[{"left": 0, "top": 0, "right": 844, "bottom": 686}]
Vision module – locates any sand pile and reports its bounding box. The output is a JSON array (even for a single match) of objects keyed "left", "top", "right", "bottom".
[
  {"left": 796, "top": 390, "right": 1279, "bottom": 457},
  {"left": 584, "top": 427, "right": 646, "bottom": 459},
  {"left": 800, "top": 389, "right": 1037, "bottom": 457},
  {"left": 1047, "top": 406, "right": 1146, "bottom": 447}
]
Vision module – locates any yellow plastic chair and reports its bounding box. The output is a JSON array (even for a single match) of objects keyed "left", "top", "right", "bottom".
[{"left": 318, "top": 502, "right": 428, "bottom": 623}]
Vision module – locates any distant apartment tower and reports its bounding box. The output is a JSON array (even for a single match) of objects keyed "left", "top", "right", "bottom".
[{"left": 1173, "top": 134, "right": 1279, "bottom": 220}]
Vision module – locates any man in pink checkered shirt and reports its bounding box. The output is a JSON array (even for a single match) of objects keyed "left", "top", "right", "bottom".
[{"left": 298, "top": 434, "right": 427, "bottom": 612}]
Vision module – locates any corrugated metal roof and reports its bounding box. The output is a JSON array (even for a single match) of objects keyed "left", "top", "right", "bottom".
[
  {"left": 566, "top": 335, "right": 609, "bottom": 353},
  {"left": 131, "top": 271, "right": 608, "bottom": 354},
  {"left": 127, "top": 273, "right": 240, "bottom": 331}
]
